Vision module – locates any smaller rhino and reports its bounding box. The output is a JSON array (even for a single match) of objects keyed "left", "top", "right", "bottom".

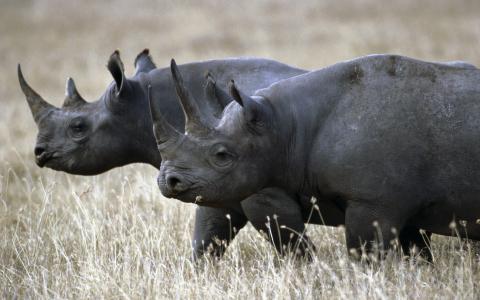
[
  {"left": 151, "top": 55, "right": 480, "bottom": 258},
  {"left": 18, "top": 51, "right": 334, "bottom": 260}
]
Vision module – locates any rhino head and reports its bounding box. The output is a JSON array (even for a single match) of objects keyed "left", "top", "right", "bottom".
[
  {"left": 18, "top": 50, "right": 158, "bottom": 175},
  {"left": 149, "top": 59, "right": 277, "bottom": 206}
]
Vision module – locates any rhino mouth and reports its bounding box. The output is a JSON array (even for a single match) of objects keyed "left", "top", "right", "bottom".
[
  {"left": 158, "top": 177, "right": 228, "bottom": 207},
  {"left": 161, "top": 185, "right": 197, "bottom": 200},
  {"left": 173, "top": 189, "right": 227, "bottom": 208},
  {"left": 35, "top": 151, "right": 59, "bottom": 167}
]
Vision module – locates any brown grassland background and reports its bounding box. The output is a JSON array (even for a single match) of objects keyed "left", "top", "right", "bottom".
[{"left": 1, "top": 0, "right": 480, "bottom": 298}]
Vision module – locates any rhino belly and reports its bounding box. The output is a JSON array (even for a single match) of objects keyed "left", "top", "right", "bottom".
[{"left": 409, "top": 195, "right": 480, "bottom": 239}]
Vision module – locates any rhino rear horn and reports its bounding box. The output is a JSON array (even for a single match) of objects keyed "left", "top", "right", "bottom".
[
  {"left": 134, "top": 48, "right": 156, "bottom": 75},
  {"left": 107, "top": 50, "right": 127, "bottom": 96},
  {"left": 63, "top": 77, "right": 87, "bottom": 108},
  {"left": 148, "top": 85, "right": 181, "bottom": 146},
  {"left": 204, "top": 72, "right": 232, "bottom": 117},
  {"left": 18, "top": 64, "right": 56, "bottom": 123},
  {"left": 170, "top": 59, "right": 214, "bottom": 134}
]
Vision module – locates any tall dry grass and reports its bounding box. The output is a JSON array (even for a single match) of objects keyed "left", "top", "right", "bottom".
[{"left": 1, "top": 0, "right": 479, "bottom": 298}]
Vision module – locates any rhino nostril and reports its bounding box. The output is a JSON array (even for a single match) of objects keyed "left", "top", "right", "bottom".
[
  {"left": 166, "top": 175, "right": 185, "bottom": 192},
  {"left": 167, "top": 175, "right": 180, "bottom": 188},
  {"left": 34, "top": 146, "right": 46, "bottom": 156}
]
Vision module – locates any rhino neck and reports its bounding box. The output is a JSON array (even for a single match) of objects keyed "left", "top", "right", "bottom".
[
  {"left": 267, "top": 100, "right": 311, "bottom": 194},
  {"left": 135, "top": 125, "right": 162, "bottom": 168},
  {"left": 129, "top": 132, "right": 162, "bottom": 169},
  {"left": 265, "top": 67, "right": 346, "bottom": 195},
  {"left": 127, "top": 72, "right": 168, "bottom": 169}
]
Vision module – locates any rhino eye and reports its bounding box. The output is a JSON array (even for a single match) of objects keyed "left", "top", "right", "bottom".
[
  {"left": 210, "top": 145, "right": 235, "bottom": 168},
  {"left": 215, "top": 151, "right": 231, "bottom": 162},
  {"left": 68, "top": 118, "right": 89, "bottom": 141},
  {"left": 71, "top": 123, "right": 85, "bottom": 133}
]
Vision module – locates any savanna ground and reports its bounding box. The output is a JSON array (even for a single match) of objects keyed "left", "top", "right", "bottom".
[{"left": 1, "top": 0, "right": 480, "bottom": 298}]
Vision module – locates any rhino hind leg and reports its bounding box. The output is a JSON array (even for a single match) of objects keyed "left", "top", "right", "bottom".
[
  {"left": 399, "top": 227, "right": 433, "bottom": 262},
  {"left": 241, "top": 188, "right": 316, "bottom": 260},
  {"left": 192, "top": 206, "right": 248, "bottom": 260}
]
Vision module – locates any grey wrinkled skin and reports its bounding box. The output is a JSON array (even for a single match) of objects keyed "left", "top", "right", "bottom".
[
  {"left": 155, "top": 54, "right": 479, "bottom": 259},
  {"left": 18, "top": 50, "right": 157, "bottom": 175},
  {"left": 19, "top": 50, "right": 334, "bottom": 259}
]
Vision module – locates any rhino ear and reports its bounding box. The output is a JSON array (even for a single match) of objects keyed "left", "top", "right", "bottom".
[
  {"left": 134, "top": 48, "right": 156, "bottom": 75},
  {"left": 229, "top": 80, "right": 266, "bottom": 127},
  {"left": 107, "top": 50, "right": 127, "bottom": 96}
]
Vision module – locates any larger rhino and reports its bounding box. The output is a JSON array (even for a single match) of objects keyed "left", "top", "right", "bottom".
[
  {"left": 151, "top": 55, "right": 480, "bottom": 258},
  {"left": 19, "top": 50, "right": 348, "bottom": 259}
]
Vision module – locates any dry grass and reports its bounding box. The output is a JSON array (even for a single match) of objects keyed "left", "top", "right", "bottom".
[{"left": 1, "top": 0, "right": 480, "bottom": 298}]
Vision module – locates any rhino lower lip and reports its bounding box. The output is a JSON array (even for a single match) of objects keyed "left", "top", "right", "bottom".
[
  {"left": 168, "top": 186, "right": 204, "bottom": 202},
  {"left": 36, "top": 152, "right": 58, "bottom": 167},
  {"left": 170, "top": 190, "right": 222, "bottom": 206},
  {"left": 169, "top": 188, "right": 194, "bottom": 198}
]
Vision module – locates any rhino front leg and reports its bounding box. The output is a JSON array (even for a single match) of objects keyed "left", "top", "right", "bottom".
[
  {"left": 299, "top": 196, "right": 345, "bottom": 226},
  {"left": 399, "top": 227, "right": 433, "bottom": 262},
  {"left": 241, "top": 188, "right": 315, "bottom": 259},
  {"left": 345, "top": 201, "right": 406, "bottom": 259},
  {"left": 192, "top": 205, "right": 248, "bottom": 260}
]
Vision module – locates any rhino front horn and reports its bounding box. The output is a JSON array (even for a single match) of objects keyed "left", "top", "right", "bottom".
[
  {"left": 63, "top": 77, "right": 87, "bottom": 108},
  {"left": 170, "top": 59, "right": 215, "bottom": 134},
  {"left": 17, "top": 64, "right": 56, "bottom": 123}
]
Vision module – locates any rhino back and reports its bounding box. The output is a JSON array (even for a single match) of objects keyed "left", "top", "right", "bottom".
[{"left": 262, "top": 54, "right": 480, "bottom": 237}]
